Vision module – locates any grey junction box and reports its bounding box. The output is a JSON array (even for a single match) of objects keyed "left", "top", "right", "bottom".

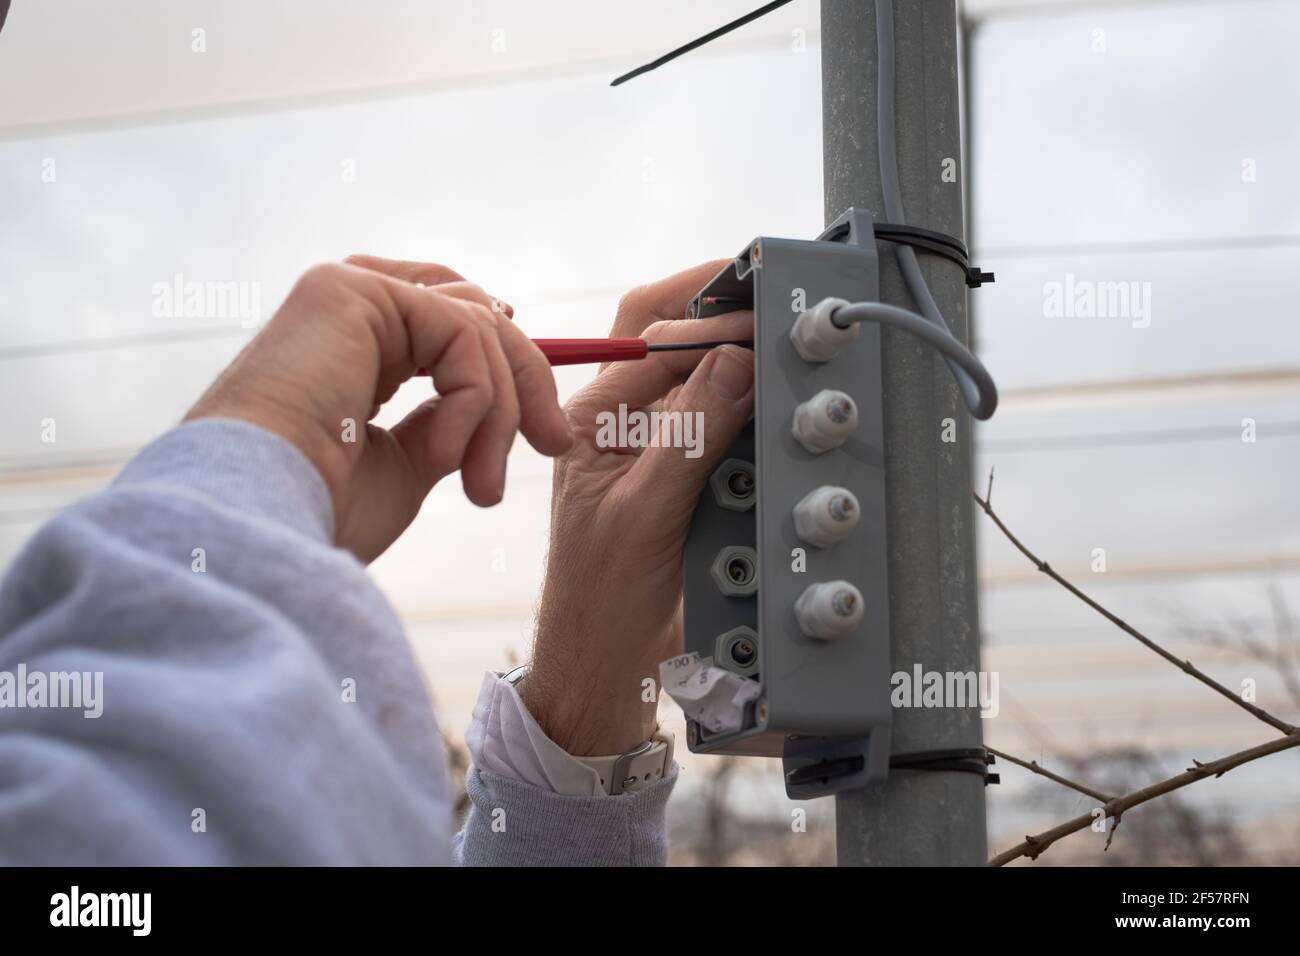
[{"left": 681, "top": 209, "right": 894, "bottom": 799}]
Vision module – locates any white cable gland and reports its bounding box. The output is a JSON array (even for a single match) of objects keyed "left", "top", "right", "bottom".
[
  {"left": 789, "top": 296, "right": 856, "bottom": 362},
  {"left": 792, "top": 389, "right": 858, "bottom": 453},
  {"left": 793, "top": 486, "right": 861, "bottom": 548},
  {"left": 793, "top": 580, "right": 865, "bottom": 640}
]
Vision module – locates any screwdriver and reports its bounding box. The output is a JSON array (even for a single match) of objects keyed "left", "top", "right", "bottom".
[
  {"left": 415, "top": 337, "right": 753, "bottom": 377},
  {"left": 532, "top": 337, "right": 753, "bottom": 366}
]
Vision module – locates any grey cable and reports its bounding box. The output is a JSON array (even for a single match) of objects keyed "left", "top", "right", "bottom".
[
  {"left": 875, "top": 0, "right": 997, "bottom": 420},
  {"left": 830, "top": 302, "right": 998, "bottom": 415}
]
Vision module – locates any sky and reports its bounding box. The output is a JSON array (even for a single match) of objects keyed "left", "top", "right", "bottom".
[{"left": 1, "top": 0, "right": 1297, "bottom": 861}]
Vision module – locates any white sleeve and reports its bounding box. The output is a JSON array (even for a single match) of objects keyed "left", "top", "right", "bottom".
[{"left": 464, "top": 672, "right": 610, "bottom": 796}]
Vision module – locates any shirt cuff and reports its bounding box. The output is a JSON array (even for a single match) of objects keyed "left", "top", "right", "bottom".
[{"left": 465, "top": 671, "right": 611, "bottom": 797}]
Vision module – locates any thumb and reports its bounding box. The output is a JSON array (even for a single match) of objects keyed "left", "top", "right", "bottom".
[{"left": 629, "top": 344, "right": 755, "bottom": 503}]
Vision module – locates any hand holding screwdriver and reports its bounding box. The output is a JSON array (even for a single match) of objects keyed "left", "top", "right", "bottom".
[
  {"left": 187, "top": 254, "right": 574, "bottom": 561},
  {"left": 523, "top": 266, "right": 756, "bottom": 757}
]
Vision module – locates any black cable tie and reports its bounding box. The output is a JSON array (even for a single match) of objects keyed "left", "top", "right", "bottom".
[
  {"left": 610, "top": 0, "right": 796, "bottom": 87},
  {"left": 890, "top": 747, "right": 1000, "bottom": 786},
  {"left": 874, "top": 222, "right": 994, "bottom": 290}
]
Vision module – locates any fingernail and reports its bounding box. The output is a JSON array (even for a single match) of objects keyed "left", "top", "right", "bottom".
[{"left": 708, "top": 345, "right": 755, "bottom": 400}]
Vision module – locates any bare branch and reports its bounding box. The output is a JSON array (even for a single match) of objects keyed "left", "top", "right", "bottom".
[
  {"left": 974, "top": 472, "right": 1298, "bottom": 735},
  {"left": 989, "top": 730, "right": 1300, "bottom": 865},
  {"left": 988, "top": 746, "right": 1116, "bottom": 804},
  {"left": 1102, "top": 815, "right": 1123, "bottom": 852}
]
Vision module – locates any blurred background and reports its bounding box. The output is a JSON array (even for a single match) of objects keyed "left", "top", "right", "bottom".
[{"left": 1, "top": 0, "right": 1297, "bottom": 865}]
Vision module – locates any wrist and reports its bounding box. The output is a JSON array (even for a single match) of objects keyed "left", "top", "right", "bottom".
[
  {"left": 186, "top": 402, "right": 348, "bottom": 502},
  {"left": 529, "top": 549, "right": 679, "bottom": 756},
  {"left": 520, "top": 655, "right": 659, "bottom": 757}
]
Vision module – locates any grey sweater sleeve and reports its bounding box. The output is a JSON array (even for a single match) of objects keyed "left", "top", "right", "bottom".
[
  {"left": 454, "top": 768, "right": 674, "bottom": 866},
  {"left": 0, "top": 419, "right": 673, "bottom": 865}
]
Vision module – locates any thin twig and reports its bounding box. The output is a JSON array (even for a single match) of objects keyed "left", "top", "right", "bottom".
[
  {"left": 1184, "top": 623, "right": 1300, "bottom": 710},
  {"left": 974, "top": 472, "right": 1298, "bottom": 735},
  {"left": 987, "top": 746, "right": 1116, "bottom": 804},
  {"left": 1102, "top": 815, "right": 1123, "bottom": 852},
  {"left": 989, "top": 731, "right": 1300, "bottom": 865}
]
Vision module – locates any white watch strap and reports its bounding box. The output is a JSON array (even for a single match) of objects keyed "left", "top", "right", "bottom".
[{"left": 576, "top": 729, "right": 675, "bottom": 795}]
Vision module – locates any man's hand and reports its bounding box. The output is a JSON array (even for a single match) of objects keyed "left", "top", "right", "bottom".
[
  {"left": 186, "top": 255, "right": 573, "bottom": 562},
  {"left": 522, "top": 262, "right": 755, "bottom": 757}
]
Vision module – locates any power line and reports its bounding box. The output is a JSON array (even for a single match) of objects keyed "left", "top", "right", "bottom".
[
  {"left": 984, "top": 554, "right": 1300, "bottom": 587},
  {"left": 0, "top": 459, "right": 556, "bottom": 523},
  {"left": 977, "top": 233, "right": 1300, "bottom": 260},
  {"left": 0, "top": 30, "right": 811, "bottom": 143},
  {"left": 964, "top": 0, "right": 1273, "bottom": 23},
  {"left": 0, "top": 448, "right": 139, "bottom": 478},
  {"left": 981, "top": 419, "right": 1300, "bottom": 454},
  {"left": 0, "top": 324, "right": 253, "bottom": 362},
  {"left": 0, "top": 284, "right": 644, "bottom": 364},
  {"left": 1000, "top": 366, "right": 1300, "bottom": 403}
]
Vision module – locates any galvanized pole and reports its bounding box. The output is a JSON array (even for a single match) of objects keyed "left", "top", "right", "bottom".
[{"left": 821, "top": 0, "right": 988, "bottom": 866}]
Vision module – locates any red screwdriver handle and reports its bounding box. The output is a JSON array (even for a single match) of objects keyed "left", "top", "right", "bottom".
[
  {"left": 415, "top": 337, "right": 651, "bottom": 376},
  {"left": 532, "top": 338, "right": 649, "bottom": 366}
]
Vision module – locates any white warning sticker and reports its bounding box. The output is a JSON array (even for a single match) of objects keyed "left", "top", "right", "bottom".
[{"left": 659, "top": 652, "right": 760, "bottom": 735}]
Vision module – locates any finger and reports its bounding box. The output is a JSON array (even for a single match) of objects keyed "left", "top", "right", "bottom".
[
  {"left": 629, "top": 344, "right": 755, "bottom": 504},
  {"left": 334, "top": 268, "right": 560, "bottom": 492},
  {"left": 608, "top": 259, "right": 732, "bottom": 339},
  {"left": 432, "top": 281, "right": 514, "bottom": 320},
  {"left": 426, "top": 283, "right": 567, "bottom": 456},
  {"left": 487, "top": 316, "right": 572, "bottom": 456},
  {"left": 346, "top": 256, "right": 515, "bottom": 319},
  {"left": 378, "top": 291, "right": 496, "bottom": 490},
  {"left": 570, "top": 311, "right": 753, "bottom": 419},
  {"left": 456, "top": 311, "right": 521, "bottom": 506},
  {"left": 344, "top": 253, "right": 466, "bottom": 287},
  {"left": 345, "top": 256, "right": 481, "bottom": 409},
  {"left": 367, "top": 281, "right": 515, "bottom": 407}
]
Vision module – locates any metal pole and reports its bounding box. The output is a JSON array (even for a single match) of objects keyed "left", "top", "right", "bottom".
[{"left": 822, "top": 0, "right": 988, "bottom": 866}]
